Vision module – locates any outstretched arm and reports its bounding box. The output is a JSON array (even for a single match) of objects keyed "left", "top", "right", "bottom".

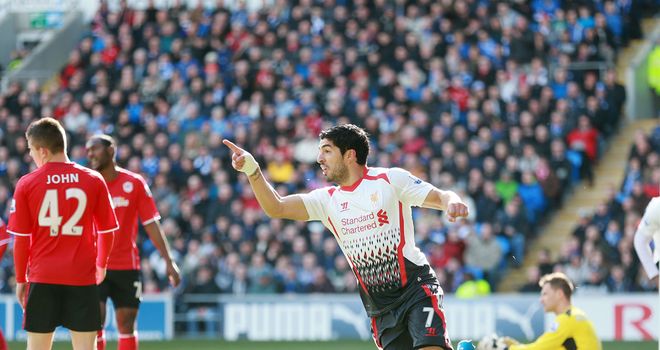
[
  {"left": 421, "top": 188, "right": 469, "bottom": 222},
  {"left": 223, "top": 139, "right": 310, "bottom": 221},
  {"left": 479, "top": 328, "right": 570, "bottom": 350},
  {"left": 508, "top": 314, "right": 574, "bottom": 350}
]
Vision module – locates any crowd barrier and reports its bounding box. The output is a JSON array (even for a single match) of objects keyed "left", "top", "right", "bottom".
[{"left": 0, "top": 292, "right": 655, "bottom": 341}]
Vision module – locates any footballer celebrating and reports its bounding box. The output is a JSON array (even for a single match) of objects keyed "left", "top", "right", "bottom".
[
  {"left": 8, "top": 118, "right": 118, "bottom": 350},
  {"left": 224, "top": 124, "right": 469, "bottom": 350},
  {"left": 86, "top": 134, "right": 181, "bottom": 350}
]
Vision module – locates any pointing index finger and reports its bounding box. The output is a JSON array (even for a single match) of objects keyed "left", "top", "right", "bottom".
[{"left": 222, "top": 139, "right": 243, "bottom": 154}]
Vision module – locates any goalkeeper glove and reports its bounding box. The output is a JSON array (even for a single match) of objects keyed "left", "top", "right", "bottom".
[{"left": 477, "top": 334, "right": 508, "bottom": 350}]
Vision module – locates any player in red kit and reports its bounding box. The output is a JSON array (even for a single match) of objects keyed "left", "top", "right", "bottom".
[
  {"left": 86, "top": 134, "right": 181, "bottom": 350},
  {"left": 7, "top": 117, "right": 118, "bottom": 350},
  {"left": 0, "top": 219, "right": 10, "bottom": 350}
]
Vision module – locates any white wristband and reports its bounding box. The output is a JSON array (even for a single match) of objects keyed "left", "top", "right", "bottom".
[{"left": 240, "top": 153, "right": 259, "bottom": 176}]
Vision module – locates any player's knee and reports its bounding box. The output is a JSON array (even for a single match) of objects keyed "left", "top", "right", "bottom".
[
  {"left": 117, "top": 320, "right": 135, "bottom": 334},
  {"left": 116, "top": 313, "right": 137, "bottom": 334}
]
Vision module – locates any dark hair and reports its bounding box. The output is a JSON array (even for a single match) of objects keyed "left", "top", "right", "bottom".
[
  {"left": 87, "top": 134, "right": 116, "bottom": 148},
  {"left": 26, "top": 117, "right": 66, "bottom": 154},
  {"left": 539, "top": 272, "right": 574, "bottom": 299},
  {"left": 319, "top": 124, "right": 370, "bottom": 165}
]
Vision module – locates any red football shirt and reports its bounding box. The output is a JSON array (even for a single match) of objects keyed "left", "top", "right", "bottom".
[
  {"left": 7, "top": 162, "right": 118, "bottom": 286},
  {"left": 0, "top": 219, "right": 10, "bottom": 248},
  {"left": 105, "top": 168, "right": 160, "bottom": 270},
  {"left": 0, "top": 218, "right": 10, "bottom": 261}
]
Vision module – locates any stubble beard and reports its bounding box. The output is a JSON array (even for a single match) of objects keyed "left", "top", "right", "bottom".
[{"left": 327, "top": 163, "right": 349, "bottom": 184}]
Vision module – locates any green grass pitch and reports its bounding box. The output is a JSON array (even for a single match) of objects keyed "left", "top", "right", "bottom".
[{"left": 8, "top": 339, "right": 656, "bottom": 349}]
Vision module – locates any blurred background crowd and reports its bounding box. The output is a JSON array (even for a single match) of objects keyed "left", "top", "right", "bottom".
[
  {"left": 520, "top": 125, "right": 660, "bottom": 295},
  {"left": 0, "top": 0, "right": 658, "bottom": 327}
]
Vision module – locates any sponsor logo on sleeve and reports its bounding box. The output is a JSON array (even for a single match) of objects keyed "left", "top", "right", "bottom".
[{"left": 409, "top": 176, "right": 422, "bottom": 184}]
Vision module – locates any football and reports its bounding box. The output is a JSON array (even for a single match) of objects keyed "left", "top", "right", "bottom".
[{"left": 457, "top": 340, "right": 476, "bottom": 350}]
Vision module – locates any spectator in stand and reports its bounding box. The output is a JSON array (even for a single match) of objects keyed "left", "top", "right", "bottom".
[
  {"left": 185, "top": 266, "right": 221, "bottom": 337},
  {"left": 464, "top": 223, "right": 503, "bottom": 287},
  {"left": 517, "top": 171, "right": 547, "bottom": 224},
  {"left": 518, "top": 266, "right": 542, "bottom": 293},
  {"left": 455, "top": 272, "right": 491, "bottom": 299},
  {"left": 567, "top": 116, "right": 600, "bottom": 187}
]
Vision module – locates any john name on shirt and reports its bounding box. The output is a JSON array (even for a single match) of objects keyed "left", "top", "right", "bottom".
[{"left": 46, "top": 173, "right": 79, "bottom": 184}]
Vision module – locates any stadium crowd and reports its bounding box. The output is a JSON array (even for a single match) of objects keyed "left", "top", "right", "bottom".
[
  {"left": 0, "top": 0, "right": 656, "bottom": 327},
  {"left": 525, "top": 125, "right": 660, "bottom": 294}
]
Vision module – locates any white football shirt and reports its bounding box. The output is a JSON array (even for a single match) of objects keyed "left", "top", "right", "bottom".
[
  {"left": 634, "top": 197, "right": 660, "bottom": 279},
  {"left": 301, "top": 167, "right": 438, "bottom": 314}
]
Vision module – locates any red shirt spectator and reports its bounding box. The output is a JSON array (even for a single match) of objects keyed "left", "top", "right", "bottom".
[
  {"left": 567, "top": 116, "right": 600, "bottom": 161},
  {"left": 448, "top": 78, "right": 470, "bottom": 112},
  {"left": 431, "top": 231, "right": 466, "bottom": 268},
  {"left": 59, "top": 51, "right": 82, "bottom": 88},
  {"left": 225, "top": 24, "right": 249, "bottom": 53},
  {"left": 100, "top": 36, "right": 119, "bottom": 66}
]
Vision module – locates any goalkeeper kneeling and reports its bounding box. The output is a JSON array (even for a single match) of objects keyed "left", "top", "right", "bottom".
[{"left": 477, "top": 272, "right": 602, "bottom": 350}]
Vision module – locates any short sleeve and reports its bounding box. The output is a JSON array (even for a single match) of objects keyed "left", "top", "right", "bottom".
[
  {"left": 135, "top": 176, "right": 161, "bottom": 225},
  {"left": 7, "top": 180, "right": 32, "bottom": 236},
  {"left": 94, "top": 177, "right": 119, "bottom": 234},
  {"left": 387, "top": 168, "right": 434, "bottom": 207},
  {"left": 300, "top": 187, "right": 332, "bottom": 221}
]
